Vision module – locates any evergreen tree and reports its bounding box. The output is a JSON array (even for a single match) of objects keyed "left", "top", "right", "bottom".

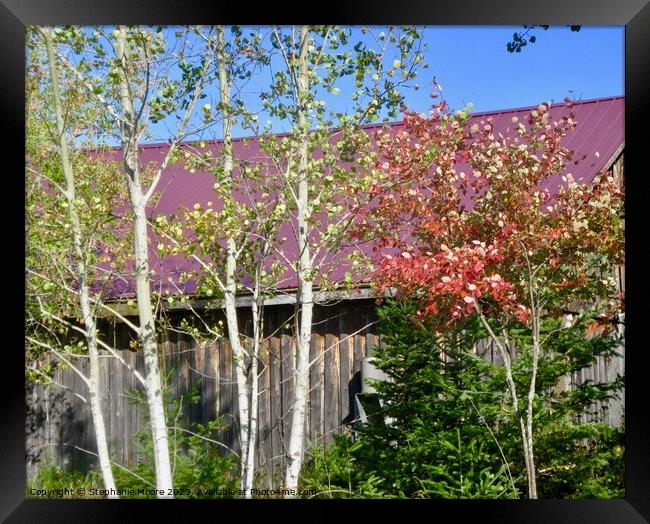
[{"left": 300, "top": 299, "right": 624, "bottom": 499}]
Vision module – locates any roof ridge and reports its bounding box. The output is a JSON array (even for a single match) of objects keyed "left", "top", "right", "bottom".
[
  {"left": 89, "top": 95, "right": 625, "bottom": 152},
  {"left": 465, "top": 95, "right": 624, "bottom": 120}
]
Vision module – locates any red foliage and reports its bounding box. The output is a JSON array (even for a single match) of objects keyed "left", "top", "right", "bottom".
[{"left": 354, "top": 97, "right": 624, "bottom": 327}]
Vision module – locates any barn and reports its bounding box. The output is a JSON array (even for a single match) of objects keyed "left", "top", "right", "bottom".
[{"left": 26, "top": 96, "right": 625, "bottom": 481}]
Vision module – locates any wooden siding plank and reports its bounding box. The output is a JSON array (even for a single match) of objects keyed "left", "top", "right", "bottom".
[
  {"left": 201, "top": 341, "right": 212, "bottom": 425},
  {"left": 338, "top": 307, "right": 351, "bottom": 428},
  {"left": 308, "top": 313, "right": 321, "bottom": 447},
  {"left": 214, "top": 337, "right": 222, "bottom": 429},
  {"left": 323, "top": 313, "right": 340, "bottom": 445},
  {"left": 83, "top": 358, "right": 94, "bottom": 470},
  {"left": 122, "top": 350, "right": 134, "bottom": 466},
  {"left": 216, "top": 338, "right": 226, "bottom": 447},
  {"left": 114, "top": 345, "right": 124, "bottom": 468},
  {"left": 259, "top": 319, "right": 272, "bottom": 483},
  {"left": 63, "top": 362, "right": 76, "bottom": 471},
  {"left": 47, "top": 368, "right": 57, "bottom": 468},
  {"left": 270, "top": 310, "right": 283, "bottom": 479},
  {"left": 178, "top": 333, "right": 189, "bottom": 424},
  {"left": 223, "top": 339, "right": 235, "bottom": 453},
  {"left": 105, "top": 347, "right": 117, "bottom": 467},
  {"left": 135, "top": 344, "right": 146, "bottom": 465},
  {"left": 280, "top": 313, "right": 293, "bottom": 461},
  {"left": 195, "top": 339, "right": 205, "bottom": 424}
]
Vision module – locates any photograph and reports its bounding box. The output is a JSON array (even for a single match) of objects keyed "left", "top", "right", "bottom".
[{"left": 24, "top": 23, "right": 627, "bottom": 502}]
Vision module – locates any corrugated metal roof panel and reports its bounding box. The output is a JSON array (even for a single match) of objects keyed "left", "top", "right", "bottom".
[{"left": 99, "top": 96, "right": 624, "bottom": 298}]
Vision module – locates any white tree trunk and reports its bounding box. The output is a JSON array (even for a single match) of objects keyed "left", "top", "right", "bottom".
[
  {"left": 224, "top": 250, "right": 251, "bottom": 493},
  {"left": 40, "top": 27, "right": 118, "bottom": 497},
  {"left": 500, "top": 332, "right": 535, "bottom": 498},
  {"left": 215, "top": 26, "right": 254, "bottom": 496},
  {"left": 132, "top": 204, "right": 174, "bottom": 497},
  {"left": 86, "top": 320, "right": 118, "bottom": 497},
  {"left": 244, "top": 295, "right": 262, "bottom": 497},
  {"left": 116, "top": 26, "right": 173, "bottom": 498},
  {"left": 284, "top": 25, "right": 312, "bottom": 497},
  {"left": 475, "top": 303, "right": 536, "bottom": 499},
  {"left": 284, "top": 282, "right": 312, "bottom": 495},
  {"left": 524, "top": 307, "right": 541, "bottom": 499}
]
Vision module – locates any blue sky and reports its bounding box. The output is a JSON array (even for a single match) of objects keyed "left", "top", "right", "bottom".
[
  {"left": 124, "top": 25, "right": 624, "bottom": 143},
  {"left": 403, "top": 26, "right": 623, "bottom": 114}
]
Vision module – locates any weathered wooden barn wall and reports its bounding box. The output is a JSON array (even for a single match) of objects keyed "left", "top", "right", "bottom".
[
  {"left": 25, "top": 298, "right": 625, "bottom": 481},
  {"left": 477, "top": 335, "right": 624, "bottom": 427},
  {"left": 26, "top": 300, "right": 381, "bottom": 480}
]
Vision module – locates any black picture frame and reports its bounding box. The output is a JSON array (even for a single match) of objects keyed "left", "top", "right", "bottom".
[{"left": 3, "top": 1, "right": 648, "bottom": 521}]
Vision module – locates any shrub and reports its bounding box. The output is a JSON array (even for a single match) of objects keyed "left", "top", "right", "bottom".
[
  {"left": 299, "top": 299, "right": 624, "bottom": 498},
  {"left": 113, "top": 379, "right": 239, "bottom": 498},
  {"left": 26, "top": 459, "right": 104, "bottom": 498}
]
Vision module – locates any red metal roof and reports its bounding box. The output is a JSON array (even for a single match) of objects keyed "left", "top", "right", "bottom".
[{"left": 101, "top": 96, "right": 624, "bottom": 299}]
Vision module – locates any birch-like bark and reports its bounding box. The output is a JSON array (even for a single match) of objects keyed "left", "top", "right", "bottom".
[
  {"left": 40, "top": 27, "right": 118, "bottom": 497},
  {"left": 523, "top": 256, "right": 540, "bottom": 499},
  {"left": 214, "top": 26, "right": 253, "bottom": 495},
  {"left": 285, "top": 25, "right": 313, "bottom": 496},
  {"left": 525, "top": 310, "right": 540, "bottom": 499},
  {"left": 116, "top": 26, "right": 173, "bottom": 497},
  {"left": 474, "top": 301, "right": 535, "bottom": 498},
  {"left": 244, "top": 287, "right": 262, "bottom": 497}
]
